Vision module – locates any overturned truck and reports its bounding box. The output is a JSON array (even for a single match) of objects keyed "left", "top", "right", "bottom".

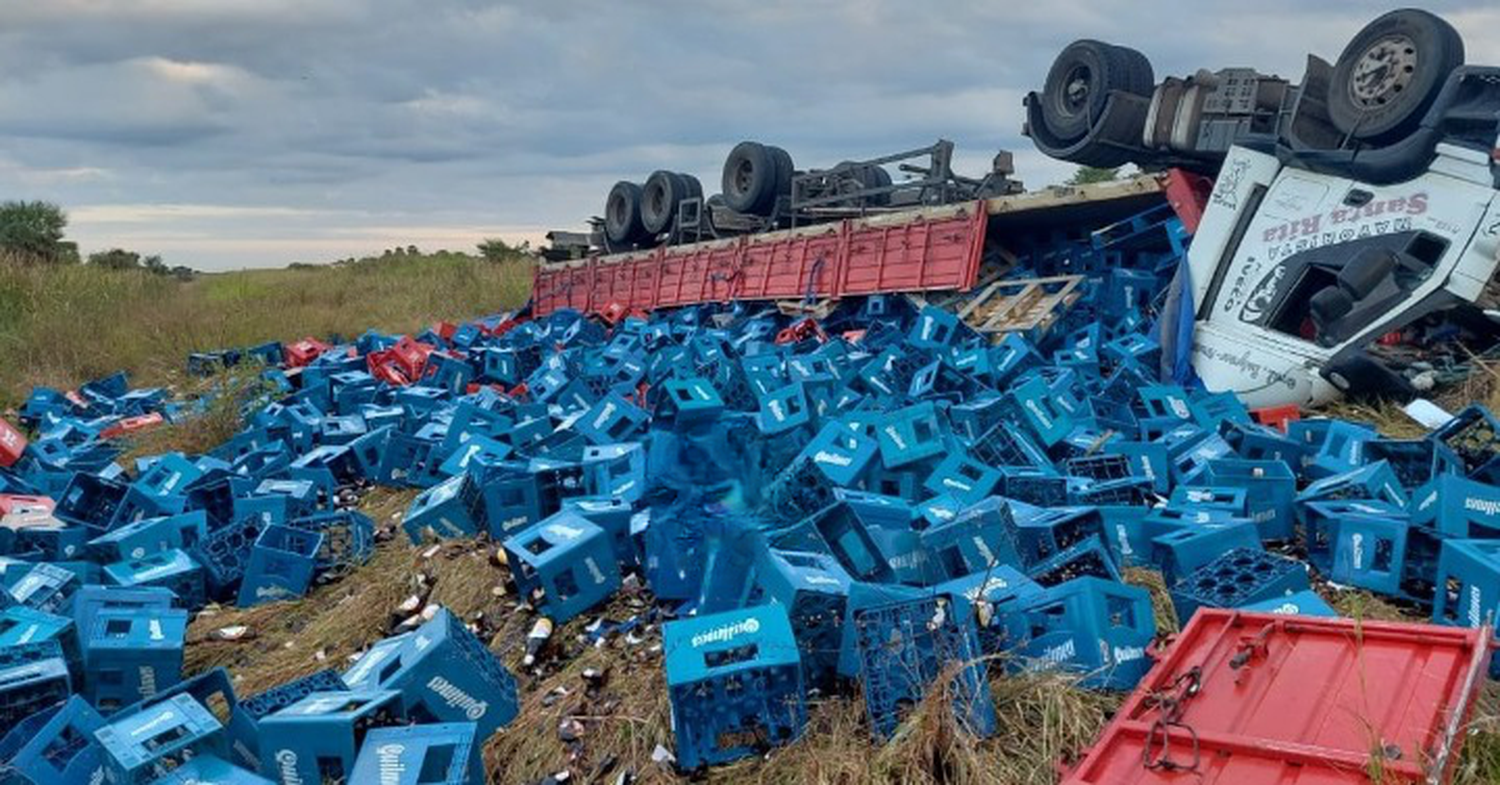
[{"left": 540, "top": 9, "right": 1500, "bottom": 408}]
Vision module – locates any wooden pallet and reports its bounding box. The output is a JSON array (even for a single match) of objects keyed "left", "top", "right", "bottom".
[{"left": 957, "top": 274, "right": 1086, "bottom": 335}]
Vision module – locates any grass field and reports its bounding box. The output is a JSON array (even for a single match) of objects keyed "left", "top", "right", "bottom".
[
  {"left": 0, "top": 249, "right": 532, "bottom": 406},
  {"left": 7, "top": 251, "right": 1500, "bottom": 783}
]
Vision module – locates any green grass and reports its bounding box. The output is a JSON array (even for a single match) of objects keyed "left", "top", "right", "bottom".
[{"left": 0, "top": 250, "right": 532, "bottom": 405}]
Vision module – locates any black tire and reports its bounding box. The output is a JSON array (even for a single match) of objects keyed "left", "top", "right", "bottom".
[
  {"left": 1109, "top": 44, "right": 1156, "bottom": 97},
  {"left": 722, "top": 141, "right": 778, "bottom": 215},
  {"left": 641, "top": 170, "right": 692, "bottom": 235},
  {"left": 604, "top": 181, "right": 647, "bottom": 246},
  {"left": 1326, "top": 9, "right": 1464, "bottom": 146},
  {"left": 769, "top": 146, "right": 795, "bottom": 210},
  {"left": 1040, "top": 40, "right": 1140, "bottom": 140}
]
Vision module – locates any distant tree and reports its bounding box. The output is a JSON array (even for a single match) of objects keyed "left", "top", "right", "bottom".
[
  {"left": 0, "top": 201, "right": 72, "bottom": 262},
  {"left": 88, "top": 248, "right": 142, "bottom": 270},
  {"left": 477, "top": 238, "right": 518, "bottom": 262},
  {"left": 406, "top": 244, "right": 419, "bottom": 255},
  {"left": 1065, "top": 166, "right": 1121, "bottom": 186},
  {"left": 143, "top": 254, "right": 167, "bottom": 274}
]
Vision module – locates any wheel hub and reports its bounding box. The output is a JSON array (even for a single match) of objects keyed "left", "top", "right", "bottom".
[
  {"left": 1064, "top": 65, "right": 1093, "bottom": 112},
  {"left": 734, "top": 160, "right": 754, "bottom": 193},
  {"left": 1349, "top": 34, "right": 1417, "bottom": 107}
]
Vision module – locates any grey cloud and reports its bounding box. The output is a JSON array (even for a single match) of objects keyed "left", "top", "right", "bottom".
[{"left": 0, "top": 0, "right": 1495, "bottom": 270}]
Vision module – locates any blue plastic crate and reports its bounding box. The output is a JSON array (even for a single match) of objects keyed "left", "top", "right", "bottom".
[
  {"left": 922, "top": 452, "right": 1001, "bottom": 506},
  {"left": 349, "top": 722, "right": 480, "bottom": 785},
  {"left": 1238, "top": 589, "right": 1339, "bottom": 617},
  {"left": 581, "top": 442, "right": 646, "bottom": 503},
  {"left": 1026, "top": 534, "right": 1122, "bottom": 588},
  {"left": 0, "top": 641, "right": 71, "bottom": 732},
  {"left": 402, "top": 474, "right": 483, "bottom": 543},
  {"left": 1169, "top": 548, "right": 1311, "bottom": 627},
  {"left": 934, "top": 565, "right": 1043, "bottom": 651},
  {"left": 150, "top": 754, "right": 274, "bottom": 784},
  {"left": 256, "top": 689, "right": 405, "bottom": 785},
  {"left": 663, "top": 605, "right": 806, "bottom": 770},
  {"left": 853, "top": 595, "right": 995, "bottom": 740},
  {"left": 286, "top": 510, "right": 375, "bottom": 573},
  {"left": 808, "top": 502, "right": 897, "bottom": 584},
  {"left": 80, "top": 607, "right": 187, "bottom": 712},
  {"left": 1011, "top": 505, "right": 1105, "bottom": 567},
  {"left": 1433, "top": 539, "right": 1500, "bottom": 631},
  {"left": 794, "top": 421, "right": 878, "bottom": 487},
  {"left": 998, "top": 576, "right": 1155, "bottom": 690},
  {"left": 1329, "top": 514, "right": 1409, "bottom": 596},
  {"left": 1410, "top": 473, "right": 1500, "bottom": 538},
  {"left": 192, "top": 517, "right": 269, "bottom": 598},
  {"left": 1150, "top": 522, "right": 1262, "bottom": 585},
  {"left": 918, "top": 497, "right": 1025, "bottom": 580},
  {"left": 575, "top": 392, "right": 649, "bottom": 444},
  {"left": 8, "top": 695, "right": 107, "bottom": 785},
  {"left": 340, "top": 607, "right": 519, "bottom": 738},
  {"left": 102, "top": 549, "right": 205, "bottom": 608},
  {"left": 95, "top": 692, "right": 224, "bottom": 785},
  {"left": 1203, "top": 459, "right": 1297, "bottom": 541},
  {"left": 874, "top": 402, "right": 945, "bottom": 468},
  {"left": 1296, "top": 461, "right": 1408, "bottom": 509},
  {"left": 749, "top": 549, "right": 853, "bottom": 688},
  {"left": 227, "top": 669, "right": 347, "bottom": 772},
  {"left": 659, "top": 377, "right": 726, "bottom": 426},
  {"left": 238, "top": 524, "right": 323, "bottom": 607},
  {"left": 503, "top": 512, "right": 620, "bottom": 622},
  {"left": 8, "top": 562, "right": 80, "bottom": 614},
  {"left": 87, "top": 511, "right": 207, "bottom": 563}
]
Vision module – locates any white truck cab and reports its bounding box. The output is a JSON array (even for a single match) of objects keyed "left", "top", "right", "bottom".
[{"left": 1188, "top": 140, "right": 1500, "bottom": 407}]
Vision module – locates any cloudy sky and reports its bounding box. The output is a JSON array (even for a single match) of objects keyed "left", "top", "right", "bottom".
[{"left": 3, "top": 1, "right": 1497, "bottom": 271}]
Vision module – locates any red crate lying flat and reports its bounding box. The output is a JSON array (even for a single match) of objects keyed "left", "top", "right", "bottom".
[{"left": 1062, "top": 610, "right": 1491, "bottom": 785}]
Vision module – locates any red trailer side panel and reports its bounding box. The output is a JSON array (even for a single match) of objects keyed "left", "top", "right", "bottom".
[
  {"left": 840, "top": 203, "right": 986, "bottom": 295},
  {"left": 1063, "top": 610, "right": 1491, "bottom": 785}
]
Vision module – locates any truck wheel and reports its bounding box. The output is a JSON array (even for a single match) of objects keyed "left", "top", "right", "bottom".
[
  {"left": 1326, "top": 9, "right": 1464, "bottom": 146},
  {"left": 642, "top": 170, "right": 693, "bottom": 235},
  {"left": 1041, "top": 40, "right": 1139, "bottom": 140},
  {"left": 1110, "top": 44, "right": 1156, "bottom": 97},
  {"left": 722, "top": 141, "right": 778, "bottom": 215},
  {"left": 769, "top": 146, "right": 795, "bottom": 208},
  {"left": 604, "top": 181, "right": 647, "bottom": 246}
]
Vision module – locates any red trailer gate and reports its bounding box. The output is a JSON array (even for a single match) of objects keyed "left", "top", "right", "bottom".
[
  {"left": 530, "top": 201, "right": 988, "bottom": 317},
  {"left": 1062, "top": 610, "right": 1492, "bottom": 785}
]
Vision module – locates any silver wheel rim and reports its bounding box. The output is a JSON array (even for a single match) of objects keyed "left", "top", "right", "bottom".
[{"left": 1349, "top": 34, "right": 1417, "bottom": 108}]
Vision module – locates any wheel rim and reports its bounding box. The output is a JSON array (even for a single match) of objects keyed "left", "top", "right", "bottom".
[
  {"left": 734, "top": 159, "right": 754, "bottom": 194},
  {"left": 1062, "top": 64, "right": 1094, "bottom": 115},
  {"left": 1348, "top": 34, "right": 1417, "bottom": 108}
]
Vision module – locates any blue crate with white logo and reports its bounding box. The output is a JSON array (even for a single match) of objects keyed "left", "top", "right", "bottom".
[
  {"left": 748, "top": 549, "right": 852, "bottom": 688},
  {"left": 102, "top": 549, "right": 205, "bottom": 608},
  {"left": 340, "top": 607, "right": 518, "bottom": 738},
  {"left": 1299, "top": 499, "right": 1408, "bottom": 573},
  {"left": 87, "top": 511, "right": 207, "bottom": 563},
  {"left": 918, "top": 497, "right": 1025, "bottom": 580},
  {"left": 663, "top": 605, "right": 806, "bottom": 770},
  {"left": 192, "top": 516, "right": 269, "bottom": 599},
  {"left": 349, "top": 722, "right": 481, "bottom": 785},
  {"left": 7, "top": 562, "right": 80, "bottom": 614},
  {"left": 1432, "top": 539, "right": 1500, "bottom": 631},
  {"left": 1238, "top": 589, "right": 1339, "bottom": 617},
  {"left": 286, "top": 510, "right": 374, "bottom": 572},
  {"left": 402, "top": 473, "right": 483, "bottom": 543},
  {"left": 95, "top": 692, "right": 225, "bottom": 785},
  {"left": 8, "top": 695, "right": 107, "bottom": 785},
  {"left": 237, "top": 524, "right": 323, "bottom": 607},
  {"left": 853, "top": 594, "right": 996, "bottom": 740},
  {"left": 1329, "top": 514, "right": 1410, "bottom": 596},
  {"left": 1202, "top": 458, "right": 1297, "bottom": 541},
  {"left": 1169, "top": 548, "right": 1311, "bottom": 627},
  {"left": 256, "top": 689, "right": 405, "bottom": 785},
  {"left": 1410, "top": 473, "right": 1500, "bottom": 538},
  {"left": 150, "top": 754, "right": 274, "bottom": 784},
  {"left": 80, "top": 607, "right": 187, "bottom": 713},
  {"left": 226, "top": 669, "right": 346, "bottom": 772},
  {"left": 503, "top": 512, "right": 619, "bottom": 622},
  {"left": 1011, "top": 505, "right": 1105, "bottom": 568},
  {"left": 935, "top": 565, "right": 1043, "bottom": 652},
  {"left": 998, "top": 575, "right": 1154, "bottom": 690}
]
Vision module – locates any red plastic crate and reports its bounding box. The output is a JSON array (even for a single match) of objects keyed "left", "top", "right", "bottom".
[
  {"left": 99, "top": 412, "right": 165, "bottom": 440},
  {"left": 0, "top": 495, "right": 54, "bottom": 515},
  {"left": 283, "top": 337, "right": 331, "bottom": 368},
  {"left": 0, "top": 419, "right": 26, "bottom": 468},
  {"left": 1062, "top": 610, "right": 1491, "bottom": 784}
]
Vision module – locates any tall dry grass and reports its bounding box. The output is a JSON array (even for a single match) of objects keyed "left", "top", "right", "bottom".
[{"left": 0, "top": 250, "right": 533, "bottom": 405}]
